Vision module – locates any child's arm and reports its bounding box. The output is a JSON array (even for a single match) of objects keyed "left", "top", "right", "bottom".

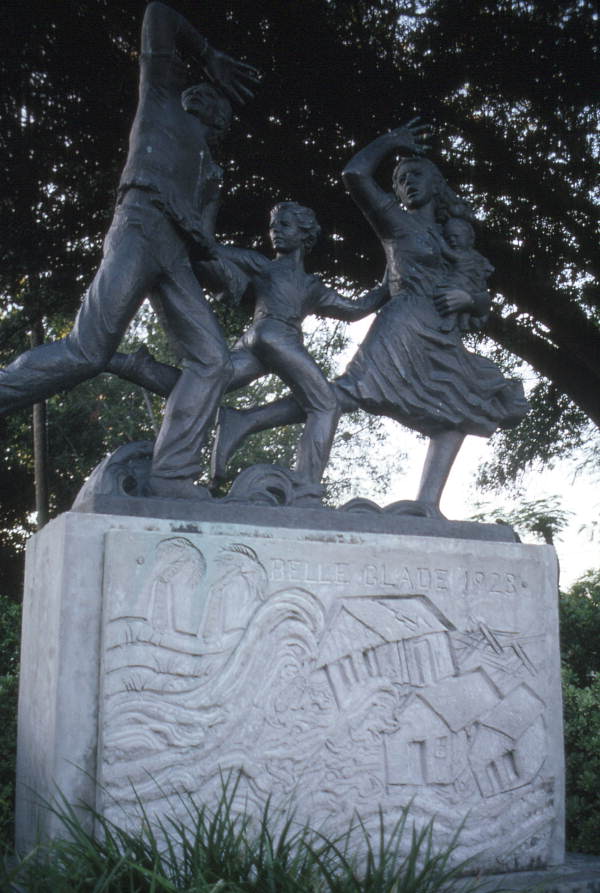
[{"left": 311, "top": 276, "right": 390, "bottom": 322}]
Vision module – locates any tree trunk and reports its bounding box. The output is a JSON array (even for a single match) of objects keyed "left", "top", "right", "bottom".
[{"left": 30, "top": 321, "right": 49, "bottom": 529}]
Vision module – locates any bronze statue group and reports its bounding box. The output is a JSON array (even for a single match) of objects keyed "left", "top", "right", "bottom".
[{"left": 0, "top": 2, "right": 528, "bottom": 515}]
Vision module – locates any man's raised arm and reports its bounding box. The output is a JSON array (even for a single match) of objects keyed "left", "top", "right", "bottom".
[{"left": 141, "top": 1, "right": 258, "bottom": 104}]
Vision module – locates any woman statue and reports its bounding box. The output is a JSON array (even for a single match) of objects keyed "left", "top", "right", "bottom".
[{"left": 209, "top": 122, "right": 528, "bottom": 515}]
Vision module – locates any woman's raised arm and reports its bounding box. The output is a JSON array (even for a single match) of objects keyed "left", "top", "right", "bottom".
[{"left": 342, "top": 120, "right": 429, "bottom": 237}]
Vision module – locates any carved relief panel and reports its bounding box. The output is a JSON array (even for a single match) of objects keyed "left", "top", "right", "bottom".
[{"left": 98, "top": 529, "right": 562, "bottom": 873}]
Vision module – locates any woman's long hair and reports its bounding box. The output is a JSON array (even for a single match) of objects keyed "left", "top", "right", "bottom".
[{"left": 392, "top": 156, "right": 474, "bottom": 225}]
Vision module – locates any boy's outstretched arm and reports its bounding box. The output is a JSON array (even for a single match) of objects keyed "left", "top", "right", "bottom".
[{"left": 314, "top": 276, "right": 390, "bottom": 322}]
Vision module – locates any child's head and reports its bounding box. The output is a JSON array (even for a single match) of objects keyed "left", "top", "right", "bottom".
[
  {"left": 444, "top": 217, "right": 475, "bottom": 250},
  {"left": 269, "top": 202, "right": 321, "bottom": 253}
]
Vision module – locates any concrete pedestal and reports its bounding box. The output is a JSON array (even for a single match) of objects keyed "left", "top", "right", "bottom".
[{"left": 16, "top": 510, "right": 564, "bottom": 873}]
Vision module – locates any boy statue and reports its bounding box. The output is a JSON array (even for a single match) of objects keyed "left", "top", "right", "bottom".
[{"left": 112, "top": 202, "right": 389, "bottom": 485}]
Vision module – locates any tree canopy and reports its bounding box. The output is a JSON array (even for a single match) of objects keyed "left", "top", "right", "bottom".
[{"left": 0, "top": 0, "right": 598, "bottom": 579}]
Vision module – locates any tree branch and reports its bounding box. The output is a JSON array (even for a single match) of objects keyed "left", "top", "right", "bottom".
[{"left": 487, "top": 311, "right": 600, "bottom": 428}]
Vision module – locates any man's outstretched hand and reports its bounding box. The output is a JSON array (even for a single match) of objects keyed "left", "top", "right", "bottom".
[{"left": 204, "top": 47, "right": 260, "bottom": 104}]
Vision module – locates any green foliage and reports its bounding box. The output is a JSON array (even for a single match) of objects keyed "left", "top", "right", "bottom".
[
  {"left": 2, "top": 783, "right": 517, "bottom": 892},
  {"left": 0, "top": 598, "right": 19, "bottom": 676},
  {"left": 0, "top": 673, "right": 18, "bottom": 854},
  {"left": 0, "top": 597, "right": 20, "bottom": 853},
  {"left": 562, "top": 674, "right": 600, "bottom": 855},
  {"left": 0, "top": 377, "right": 159, "bottom": 599},
  {"left": 560, "top": 570, "right": 600, "bottom": 688},
  {"left": 470, "top": 495, "right": 572, "bottom": 545},
  {"left": 326, "top": 412, "right": 404, "bottom": 506},
  {"left": 559, "top": 570, "right": 600, "bottom": 854},
  {"left": 477, "top": 385, "right": 594, "bottom": 490}
]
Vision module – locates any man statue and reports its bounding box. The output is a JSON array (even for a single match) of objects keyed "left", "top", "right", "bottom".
[{"left": 0, "top": 2, "right": 257, "bottom": 499}]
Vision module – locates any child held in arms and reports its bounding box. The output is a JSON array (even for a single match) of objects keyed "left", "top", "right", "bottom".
[
  {"left": 202, "top": 201, "right": 388, "bottom": 487},
  {"left": 438, "top": 216, "right": 493, "bottom": 334}
]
